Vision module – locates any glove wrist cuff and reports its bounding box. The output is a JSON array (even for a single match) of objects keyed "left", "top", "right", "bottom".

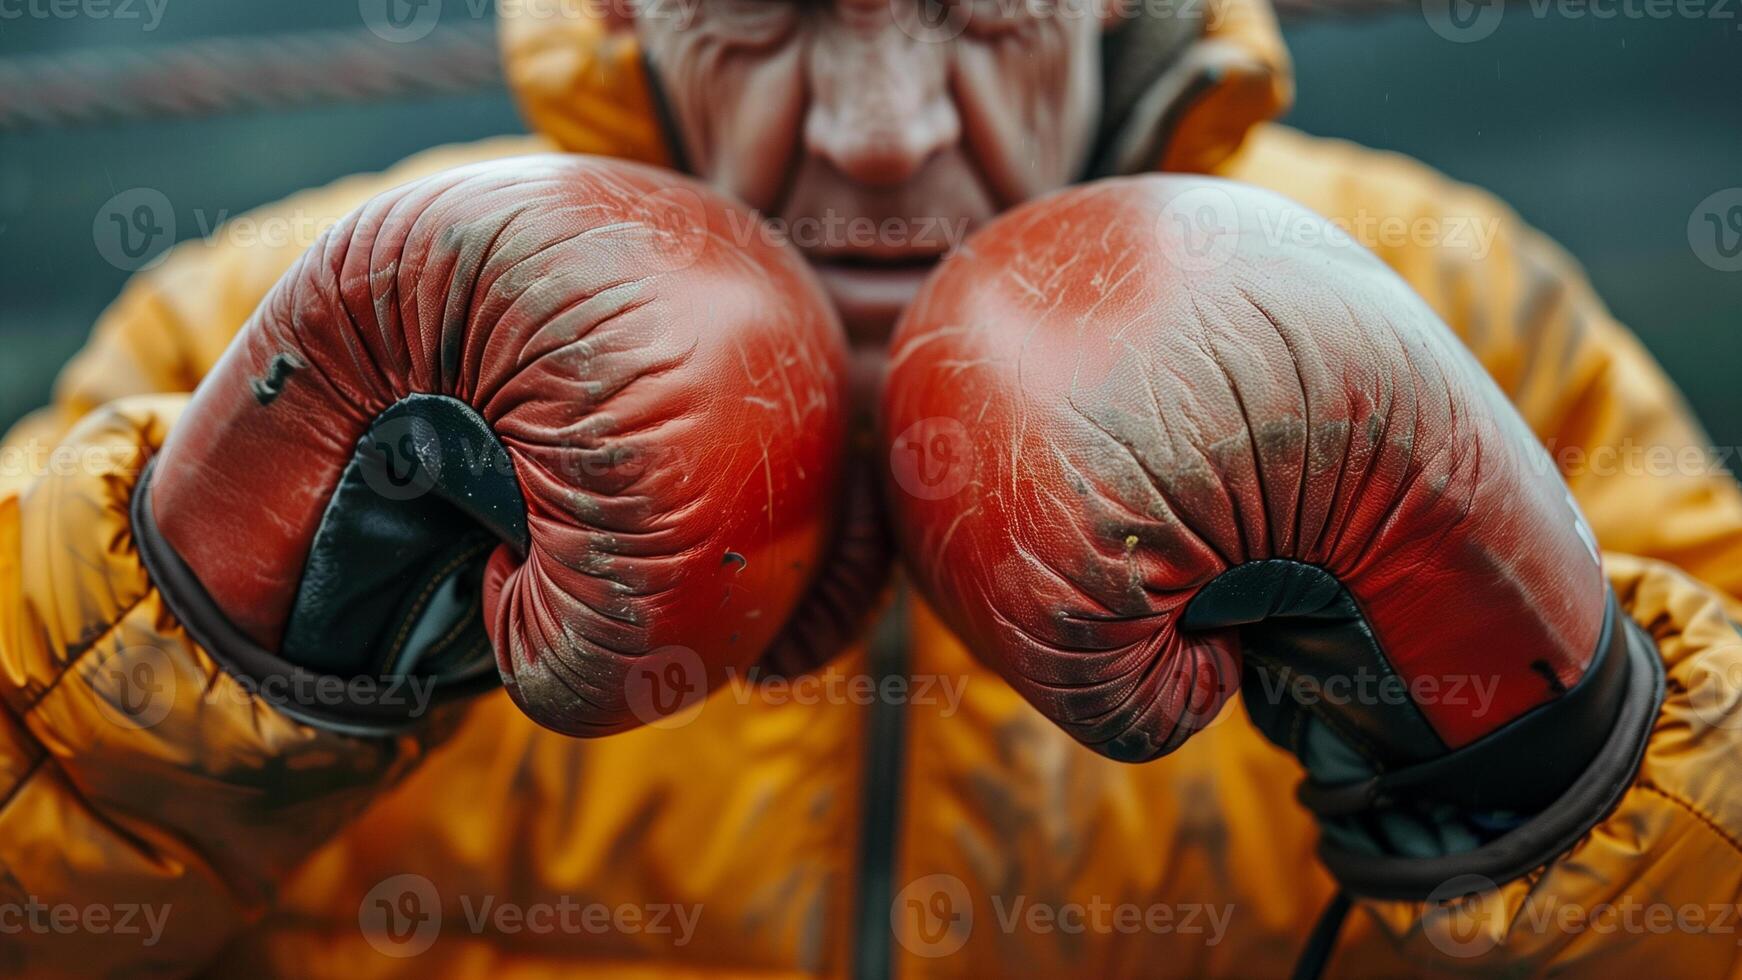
[
  {"left": 1310, "top": 596, "right": 1665, "bottom": 900},
  {"left": 133, "top": 456, "right": 497, "bottom": 737},
  {"left": 1301, "top": 590, "right": 1637, "bottom": 819}
]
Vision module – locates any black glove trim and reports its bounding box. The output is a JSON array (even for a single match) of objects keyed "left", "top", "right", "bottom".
[
  {"left": 1297, "top": 589, "right": 1635, "bottom": 818},
  {"left": 282, "top": 394, "right": 527, "bottom": 677},
  {"left": 1184, "top": 559, "right": 1450, "bottom": 768},
  {"left": 132, "top": 456, "right": 501, "bottom": 737},
  {"left": 1312, "top": 603, "right": 1664, "bottom": 901}
]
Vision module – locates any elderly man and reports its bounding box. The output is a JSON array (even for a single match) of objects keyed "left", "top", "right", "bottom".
[{"left": 3, "top": 0, "right": 1741, "bottom": 975}]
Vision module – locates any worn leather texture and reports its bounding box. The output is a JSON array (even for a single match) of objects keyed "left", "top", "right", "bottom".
[
  {"left": 881, "top": 175, "right": 1608, "bottom": 763},
  {"left": 147, "top": 155, "right": 864, "bottom": 736}
]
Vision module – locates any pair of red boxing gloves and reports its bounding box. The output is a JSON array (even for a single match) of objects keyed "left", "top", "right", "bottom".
[{"left": 137, "top": 158, "right": 1643, "bottom": 868}]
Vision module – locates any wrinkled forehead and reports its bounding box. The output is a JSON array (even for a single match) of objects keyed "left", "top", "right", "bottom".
[{"left": 622, "top": 0, "right": 1126, "bottom": 32}]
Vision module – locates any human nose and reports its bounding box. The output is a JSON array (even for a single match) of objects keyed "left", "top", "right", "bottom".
[{"left": 804, "top": 5, "right": 960, "bottom": 186}]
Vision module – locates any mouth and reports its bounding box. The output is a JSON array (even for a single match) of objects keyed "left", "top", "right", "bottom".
[{"left": 807, "top": 254, "right": 941, "bottom": 347}]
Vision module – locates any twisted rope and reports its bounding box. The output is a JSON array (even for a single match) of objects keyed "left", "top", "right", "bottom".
[
  {"left": 0, "top": 2, "right": 1421, "bottom": 133},
  {"left": 0, "top": 22, "right": 502, "bottom": 132}
]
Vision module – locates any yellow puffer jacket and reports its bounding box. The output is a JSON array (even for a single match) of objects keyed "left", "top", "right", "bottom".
[{"left": 5, "top": 1, "right": 1742, "bottom": 975}]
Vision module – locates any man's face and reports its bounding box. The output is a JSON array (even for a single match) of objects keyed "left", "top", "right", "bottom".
[{"left": 637, "top": 0, "right": 1105, "bottom": 343}]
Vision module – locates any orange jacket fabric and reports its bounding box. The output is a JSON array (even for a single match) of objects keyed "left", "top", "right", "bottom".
[{"left": 5, "top": 1, "right": 1742, "bottom": 975}]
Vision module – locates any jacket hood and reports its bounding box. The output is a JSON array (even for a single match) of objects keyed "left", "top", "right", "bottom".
[{"left": 497, "top": 0, "right": 1293, "bottom": 178}]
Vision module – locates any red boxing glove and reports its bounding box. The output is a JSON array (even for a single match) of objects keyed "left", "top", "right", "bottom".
[
  {"left": 882, "top": 177, "right": 1654, "bottom": 849},
  {"left": 137, "top": 155, "right": 882, "bottom": 736}
]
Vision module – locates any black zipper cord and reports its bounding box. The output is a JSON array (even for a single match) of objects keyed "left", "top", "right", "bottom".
[
  {"left": 853, "top": 590, "right": 911, "bottom": 980},
  {"left": 1292, "top": 889, "right": 1352, "bottom": 980}
]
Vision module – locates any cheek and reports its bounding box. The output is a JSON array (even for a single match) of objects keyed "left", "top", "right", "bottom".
[
  {"left": 639, "top": 17, "right": 808, "bottom": 212},
  {"left": 710, "top": 46, "right": 808, "bottom": 210},
  {"left": 952, "top": 19, "right": 1102, "bottom": 204}
]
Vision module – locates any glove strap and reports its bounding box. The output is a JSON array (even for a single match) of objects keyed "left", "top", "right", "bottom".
[{"left": 1308, "top": 597, "right": 1664, "bottom": 900}]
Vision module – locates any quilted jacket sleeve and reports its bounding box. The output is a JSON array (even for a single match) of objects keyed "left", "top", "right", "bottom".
[{"left": 0, "top": 398, "right": 467, "bottom": 976}]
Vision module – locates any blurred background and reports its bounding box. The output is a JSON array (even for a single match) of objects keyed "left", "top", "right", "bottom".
[{"left": 1, "top": 0, "right": 1737, "bottom": 445}]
